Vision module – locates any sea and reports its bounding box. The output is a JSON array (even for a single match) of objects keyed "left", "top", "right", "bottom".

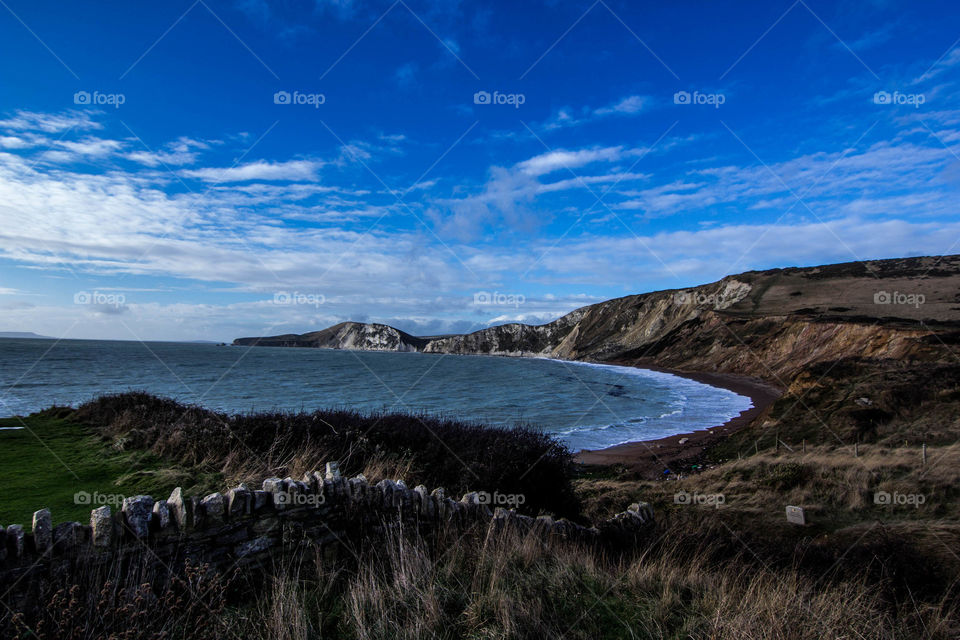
[{"left": 0, "top": 338, "right": 752, "bottom": 452}]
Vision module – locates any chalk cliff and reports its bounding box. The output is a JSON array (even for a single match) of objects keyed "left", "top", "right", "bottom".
[
  {"left": 235, "top": 255, "right": 960, "bottom": 380},
  {"left": 234, "top": 256, "right": 960, "bottom": 447}
]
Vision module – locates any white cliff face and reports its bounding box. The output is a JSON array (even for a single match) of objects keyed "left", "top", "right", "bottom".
[
  {"left": 333, "top": 323, "right": 419, "bottom": 352},
  {"left": 421, "top": 308, "right": 586, "bottom": 357},
  {"left": 421, "top": 281, "right": 754, "bottom": 361},
  {"left": 235, "top": 280, "right": 756, "bottom": 358}
]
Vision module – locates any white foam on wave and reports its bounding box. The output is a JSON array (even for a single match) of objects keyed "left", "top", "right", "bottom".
[{"left": 554, "top": 360, "right": 754, "bottom": 450}]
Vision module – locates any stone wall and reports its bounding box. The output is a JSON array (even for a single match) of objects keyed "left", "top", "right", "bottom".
[{"left": 0, "top": 462, "right": 653, "bottom": 596}]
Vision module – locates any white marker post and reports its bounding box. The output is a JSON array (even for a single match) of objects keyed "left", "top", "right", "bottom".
[{"left": 786, "top": 505, "right": 806, "bottom": 525}]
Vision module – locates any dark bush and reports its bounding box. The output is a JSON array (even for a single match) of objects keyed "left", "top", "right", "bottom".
[{"left": 72, "top": 392, "right": 581, "bottom": 519}]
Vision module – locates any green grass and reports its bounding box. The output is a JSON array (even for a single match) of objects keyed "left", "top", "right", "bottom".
[{"left": 0, "top": 411, "right": 222, "bottom": 526}]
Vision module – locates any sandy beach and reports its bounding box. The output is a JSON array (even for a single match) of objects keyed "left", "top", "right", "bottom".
[{"left": 575, "top": 362, "right": 782, "bottom": 475}]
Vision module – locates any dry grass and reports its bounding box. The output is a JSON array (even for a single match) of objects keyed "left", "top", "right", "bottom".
[
  {"left": 578, "top": 444, "right": 960, "bottom": 525},
  {"left": 229, "top": 522, "right": 958, "bottom": 640},
  {"left": 7, "top": 494, "right": 957, "bottom": 639}
]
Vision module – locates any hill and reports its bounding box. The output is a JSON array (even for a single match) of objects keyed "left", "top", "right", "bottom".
[{"left": 235, "top": 255, "right": 960, "bottom": 450}]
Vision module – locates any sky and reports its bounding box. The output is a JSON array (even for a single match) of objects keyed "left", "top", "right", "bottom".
[{"left": 0, "top": 0, "right": 959, "bottom": 342}]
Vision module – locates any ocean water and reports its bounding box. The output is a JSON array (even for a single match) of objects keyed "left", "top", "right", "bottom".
[{"left": 0, "top": 338, "right": 752, "bottom": 451}]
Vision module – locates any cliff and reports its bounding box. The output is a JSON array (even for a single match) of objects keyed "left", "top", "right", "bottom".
[
  {"left": 235, "top": 255, "right": 960, "bottom": 379},
  {"left": 234, "top": 256, "right": 960, "bottom": 448},
  {"left": 235, "top": 321, "right": 430, "bottom": 351}
]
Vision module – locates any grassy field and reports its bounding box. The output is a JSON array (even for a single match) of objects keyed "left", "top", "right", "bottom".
[
  {"left": 0, "top": 410, "right": 222, "bottom": 526},
  {"left": 2, "top": 396, "right": 958, "bottom": 638}
]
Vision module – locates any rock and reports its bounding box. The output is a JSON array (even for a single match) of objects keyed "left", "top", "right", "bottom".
[
  {"left": 325, "top": 462, "right": 341, "bottom": 479},
  {"left": 262, "top": 478, "right": 283, "bottom": 492},
  {"left": 302, "top": 472, "right": 319, "bottom": 494},
  {"left": 627, "top": 502, "right": 654, "bottom": 523},
  {"left": 236, "top": 536, "right": 273, "bottom": 557},
  {"left": 53, "top": 521, "right": 82, "bottom": 548},
  {"left": 32, "top": 509, "right": 52, "bottom": 552},
  {"left": 414, "top": 485, "right": 432, "bottom": 516},
  {"left": 252, "top": 490, "right": 270, "bottom": 512},
  {"left": 200, "top": 493, "right": 225, "bottom": 522},
  {"left": 90, "top": 506, "right": 113, "bottom": 547},
  {"left": 122, "top": 496, "right": 155, "bottom": 538},
  {"left": 153, "top": 500, "right": 171, "bottom": 529},
  {"left": 226, "top": 488, "right": 250, "bottom": 518},
  {"left": 262, "top": 478, "right": 286, "bottom": 510},
  {"left": 168, "top": 487, "right": 194, "bottom": 530},
  {"left": 348, "top": 477, "right": 367, "bottom": 503},
  {"left": 6, "top": 525, "right": 24, "bottom": 557}
]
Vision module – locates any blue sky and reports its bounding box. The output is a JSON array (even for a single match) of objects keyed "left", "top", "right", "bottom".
[{"left": 0, "top": 0, "right": 959, "bottom": 341}]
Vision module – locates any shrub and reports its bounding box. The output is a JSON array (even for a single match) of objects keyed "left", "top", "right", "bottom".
[{"left": 72, "top": 392, "right": 580, "bottom": 519}]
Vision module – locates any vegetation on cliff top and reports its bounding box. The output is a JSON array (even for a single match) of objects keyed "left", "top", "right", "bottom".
[
  {"left": 68, "top": 391, "right": 580, "bottom": 519},
  {"left": 0, "top": 411, "right": 221, "bottom": 524}
]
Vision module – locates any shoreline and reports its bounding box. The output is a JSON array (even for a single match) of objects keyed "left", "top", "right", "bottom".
[{"left": 575, "top": 361, "right": 783, "bottom": 473}]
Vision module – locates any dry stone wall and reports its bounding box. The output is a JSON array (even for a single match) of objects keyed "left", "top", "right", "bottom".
[{"left": 0, "top": 463, "right": 653, "bottom": 593}]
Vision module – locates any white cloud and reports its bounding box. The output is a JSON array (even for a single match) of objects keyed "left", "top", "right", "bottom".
[
  {"left": 125, "top": 136, "right": 211, "bottom": 167},
  {"left": 1, "top": 107, "right": 960, "bottom": 341},
  {"left": 0, "top": 110, "right": 102, "bottom": 133},
  {"left": 0, "top": 136, "right": 34, "bottom": 149},
  {"left": 593, "top": 95, "right": 647, "bottom": 116},
  {"left": 517, "top": 146, "right": 634, "bottom": 176},
  {"left": 54, "top": 137, "right": 124, "bottom": 158},
  {"left": 915, "top": 47, "right": 960, "bottom": 84},
  {"left": 181, "top": 159, "right": 323, "bottom": 182},
  {"left": 542, "top": 94, "right": 650, "bottom": 130}
]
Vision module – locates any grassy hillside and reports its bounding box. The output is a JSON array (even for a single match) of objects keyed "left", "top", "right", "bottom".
[
  {"left": 2, "top": 394, "right": 959, "bottom": 638},
  {"left": 0, "top": 410, "right": 222, "bottom": 525}
]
